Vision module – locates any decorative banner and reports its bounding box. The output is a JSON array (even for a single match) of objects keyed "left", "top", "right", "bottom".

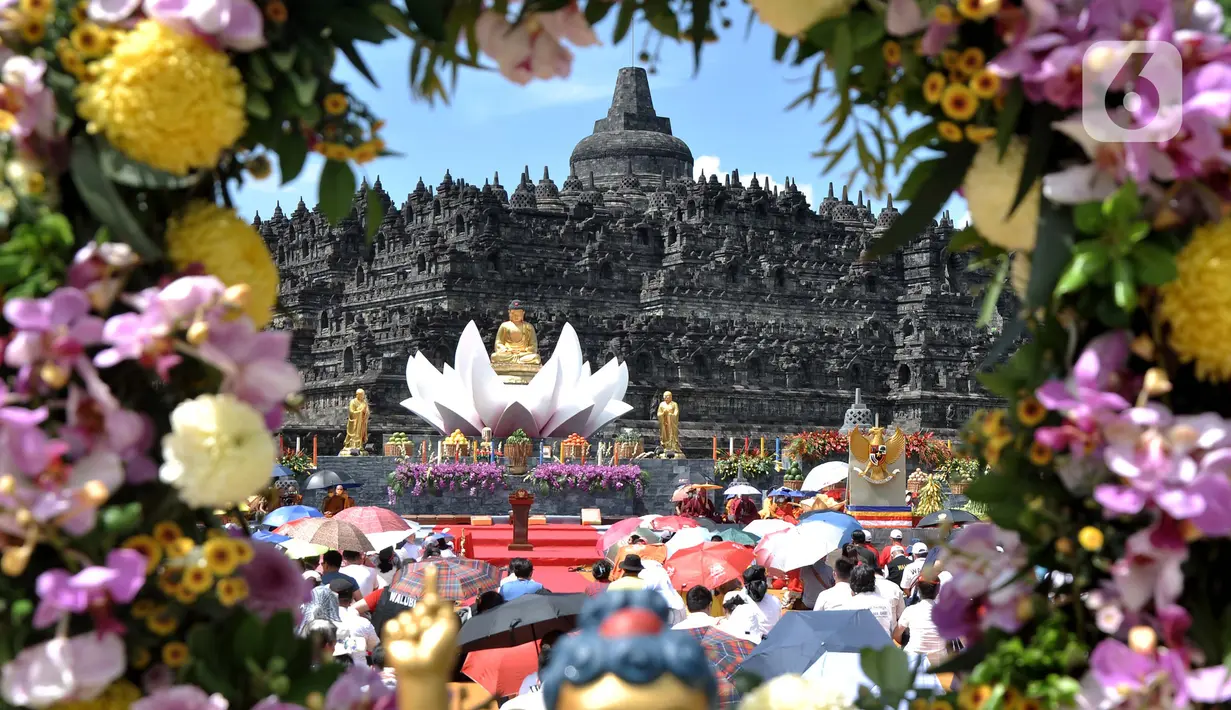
[{"left": 848, "top": 505, "right": 914, "bottom": 529}]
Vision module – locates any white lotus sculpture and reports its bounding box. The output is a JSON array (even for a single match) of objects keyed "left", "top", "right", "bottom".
[{"left": 401, "top": 321, "right": 633, "bottom": 438}]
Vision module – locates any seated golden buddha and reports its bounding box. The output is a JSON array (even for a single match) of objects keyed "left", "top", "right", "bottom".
[{"left": 491, "top": 300, "right": 542, "bottom": 384}]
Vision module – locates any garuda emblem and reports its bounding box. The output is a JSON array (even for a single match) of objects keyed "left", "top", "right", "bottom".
[{"left": 850, "top": 426, "right": 906, "bottom": 485}]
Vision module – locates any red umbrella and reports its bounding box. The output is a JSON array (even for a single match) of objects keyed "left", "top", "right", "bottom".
[
  {"left": 596, "top": 517, "right": 645, "bottom": 555},
  {"left": 285, "top": 517, "right": 375, "bottom": 552},
  {"left": 462, "top": 641, "right": 541, "bottom": 697},
  {"left": 271, "top": 516, "right": 316, "bottom": 536},
  {"left": 648, "top": 515, "right": 701, "bottom": 533},
  {"left": 333, "top": 506, "right": 411, "bottom": 534},
  {"left": 676, "top": 626, "right": 756, "bottom": 708},
  {"left": 663, "top": 542, "right": 755, "bottom": 590}
]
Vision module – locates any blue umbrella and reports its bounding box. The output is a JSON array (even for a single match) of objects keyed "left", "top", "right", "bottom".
[
  {"left": 272, "top": 464, "right": 296, "bottom": 478},
  {"left": 768, "top": 487, "right": 805, "bottom": 499},
  {"left": 261, "top": 505, "right": 322, "bottom": 528},
  {"left": 737, "top": 610, "right": 892, "bottom": 679},
  {"left": 252, "top": 530, "right": 290, "bottom": 544},
  {"left": 797, "top": 510, "right": 863, "bottom": 548}
]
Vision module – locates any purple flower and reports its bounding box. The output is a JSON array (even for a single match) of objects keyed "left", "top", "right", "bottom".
[
  {"left": 195, "top": 319, "right": 301, "bottom": 417},
  {"left": 1111, "top": 517, "right": 1188, "bottom": 611},
  {"left": 94, "top": 276, "right": 228, "bottom": 378},
  {"left": 240, "top": 541, "right": 310, "bottom": 620},
  {"left": 0, "top": 632, "right": 126, "bottom": 708},
  {"left": 67, "top": 242, "right": 140, "bottom": 312},
  {"left": 89, "top": 0, "right": 265, "bottom": 51},
  {"left": 33, "top": 548, "right": 147, "bottom": 628},
  {"left": 325, "top": 666, "right": 394, "bottom": 710},
  {"left": 1035, "top": 331, "right": 1133, "bottom": 458},
  {"left": 931, "top": 524, "right": 1034, "bottom": 640},
  {"left": 0, "top": 56, "right": 57, "bottom": 141},
  {"left": 1088, "top": 636, "right": 1231, "bottom": 706},
  {"left": 0, "top": 397, "right": 60, "bottom": 476},
  {"left": 4, "top": 287, "right": 105, "bottom": 392},
  {"left": 885, "top": 0, "right": 927, "bottom": 36},
  {"left": 62, "top": 376, "right": 158, "bottom": 485},
  {"left": 252, "top": 698, "right": 306, "bottom": 710},
  {"left": 131, "top": 685, "right": 230, "bottom": 710}
]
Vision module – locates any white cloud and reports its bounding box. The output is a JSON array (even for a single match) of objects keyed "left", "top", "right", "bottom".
[{"left": 692, "top": 155, "right": 815, "bottom": 207}]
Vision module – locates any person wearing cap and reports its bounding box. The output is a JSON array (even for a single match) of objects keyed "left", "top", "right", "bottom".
[
  {"left": 608, "top": 555, "right": 648, "bottom": 590},
  {"left": 900, "top": 542, "right": 930, "bottom": 594},
  {"left": 878, "top": 529, "right": 908, "bottom": 567}
]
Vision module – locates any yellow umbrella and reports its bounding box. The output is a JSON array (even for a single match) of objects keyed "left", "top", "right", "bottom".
[{"left": 278, "top": 539, "right": 328, "bottom": 559}]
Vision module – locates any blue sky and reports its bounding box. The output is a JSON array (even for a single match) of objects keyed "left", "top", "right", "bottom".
[{"left": 235, "top": 17, "right": 969, "bottom": 226}]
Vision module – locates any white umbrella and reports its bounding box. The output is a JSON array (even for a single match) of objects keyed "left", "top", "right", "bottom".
[
  {"left": 802, "top": 461, "right": 849, "bottom": 492},
  {"left": 366, "top": 528, "right": 415, "bottom": 552},
  {"left": 639, "top": 514, "right": 662, "bottom": 525},
  {"left": 743, "top": 518, "right": 793, "bottom": 538},
  {"left": 724, "top": 484, "right": 761, "bottom": 496},
  {"left": 802, "top": 652, "right": 946, "bottom": 707},
  {"left": 665, "top": 527, "right": 713, "bottom": 557},
  {"left": 753, "top": 520, "right": 848, "bottom": 571},
  {"left": 277, "top": 539, "right": 328, "bottom": 559}
]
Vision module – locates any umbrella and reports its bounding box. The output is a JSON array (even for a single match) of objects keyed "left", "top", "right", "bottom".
[
  {"left": 333, "top": 506, "right": 412, "bottom": 533},
  {"left": 797, "top": 511, "right": 862, "bottom": 543},
  {"left": 713, "top": 528, "right": 760, "bottom": 546},
  {"left": 724, "top": 484, "right": 761, "bottom": 497},
  {"left": 367, "top": 529, "right": 416, "bottom": 552},
  {"left": 272, "top": 464, "right": 296, "bottom": 478},
  {"left": 753, "top": 518, "right": 849, "bottom": 572},
  {"left": 457, "top": 592, "right": 588, "bottom": 652},
  {"left": 663, "top": 542, "right": 756, "bottom": 590},
  {"left": 611, "top": 543, "right": 667, "bottom": 578},
  {"left": 596, "top": 517, "right": 648, "bottom": 555},
  {"left": 271, "top": 516, "right": 317, "bottom": 536},
  {"left": 665, "top": 527, "right": 715, "bottom": 557},
  {"left": 918, "top": 509, "right": 981, "bottom": 527},
  {"left": 285, "top": 517, "right": 375, "bottom": 552},
  {"left": 261, "top": 505, "right": 322, "bottom": 529},
  {"left": 303, "top": 470, "right": 361, "bottom": 491},
  {"left": 802, "top": 652, "right": 947, "bottom": 705},
  {"left": 801, "top": 461, "right": 849, "bottom": 492},
  {"left": 743, "top": 519, "right": 793, "bottom": 538},
  {"left": 737, "top": 610, "right": 893, "bottom": 679},
  {"left": 461, "top": 642, "right": 541, "bottom": 698},
  {"left": 677, "top": 626, "right": 756, "bottom": 709},
  {"left": 251, "top": 530, "right": 289, "bottom": 544},
  {"left": 278, "top": 539, "right": 328, "bottom": 559},
  {"left": 649, "top": 516, "right": 702, "bottom": 533},
  {"left": 693, "top": 484, "right": 723, "bottom": 491},
  {"left": 768, "top": 487, "right": 806, "bottom": 499},
  {"left": 603, "top": 527, "right": 662, "bottom": 561},
  {"left": 671, "top": 486, "right": 693, "bottom": 503},
  {"left": 392, "top": 558, "right": 502, "bottom": 602}
]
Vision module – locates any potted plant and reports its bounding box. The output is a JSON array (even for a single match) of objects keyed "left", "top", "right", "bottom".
[
  {"left": 384, "top": 431, "right": 411, "bottom": 457},
  {"left": 938, "top": 456, "right": 981, "bottom": 496},
  {"left": 504, "top": 429, "right": 533, "bottom": 474},
  {"left": 614, "top": 429, "right": 643, "bottom": 460}
]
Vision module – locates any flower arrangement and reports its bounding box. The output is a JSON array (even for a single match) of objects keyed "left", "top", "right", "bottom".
[
  {"left": 386, "top": 462, "right": 506, "bottom": 501},
  {"left": 714, "top": 448, "right": 777, "bottom": 482},
  {"left": 785, "top": 430, "right": 953, "bottom": 468},
  {"left": 278, "top": 450, "right": 314, "bottom": 477},
  {"left": 523, "top": 463, "right": 649, "bottom": 498},
  {"left": 614, "top": 429, "right": 641, "bottom": 444}
]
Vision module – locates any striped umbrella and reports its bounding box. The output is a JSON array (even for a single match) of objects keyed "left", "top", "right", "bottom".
[
  {"left": 677, "top": 626, "right": 756, "bottom": 708},
  {"left": 391, "top": 558, "right": 502, "bottom": 602}
]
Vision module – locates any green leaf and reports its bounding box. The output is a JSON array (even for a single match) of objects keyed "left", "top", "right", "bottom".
[
  {"left": 95, "top": 138, "right": 203, "bottom": 190},
  {"left": 1054, "top": 243, "right": 1110, "bottom": 296},
  {"left": 860, "top": 646, "right": 913, "bottom": 701},
  {"left": 10, "top": 599, "right": 32, "bottom": 624},
  {"left": 646, "top": 8, "right": 679, "bottom": 36},
  {"left": 247, "top": 54, "right": 275, "bottom": 91},
  {"left": 1009, "top": 104, "right": 1058, "bottom": 218},
  {"left": 896, "top": 156, "right": 941, "bottom": 202},
  {"left": 979, "top": 318, "right": 1028, "bottom": 372},
  {"left": 101, "top": 502, "right": 143, "bottom": 535},
  {"left": 405, "top": 0, "right": 447, "bottom": 40},
  {"left": 612, "top": 0, "right": 636, "bottom": 43},
  {"left": 364, "top": 186, "right": 384, "bottom": 245},
  {"left": 773, "top": 34, "right": 792, "bottom": 61},
  {"left": 871, "top": 144, "right": 976, "bottom": 256},
  {"left": 1103, "top": 181, "right": 1141, "bottom": 224},
  {"left": 977, "top": 256, "right": 1009, "bottom": 327},
  {"left": 893, "top": 122, "right": 937, "bottom": 171},
  {"left": 584, "top": 0, "right": 615, "bottom": 25},
  {"left": 318, "top": 160, "right": 357, "bottom": 225},
  {"left": 269, "top": 48, "right": 298, "bottom": 73},
  {"left": 995, "top": 82, "right": 1025, "bottom": 160},
  {"left": 1112, "top": 258, "right": 1138, "bottom": 311},
  {"left": 35, "top": 213, "right": 73, "bottom": 245},
  {"left": 947, "top": 225, "right": 984, "bottom": 252},
  {"left": 277, "top": 132, "right": 309, "bottom": 185},
  {"left": 1025, "top": 200, "right": 1075, "bottom": 307},
  {"left": 1126, "top": 220, "right": 1150, "bottom": 244},
  {"left": 370, "top": 3, "right": 414, "bottom": 37},
  {"left": 68, "top": 136, "right": 161, "bottom": 260},
  {"left": 1072, "top": 202, "right": 1104, "bottom": 234},
  {"left": 233, "top": 614, "right": 264, "bottom": 662},
  {"left": 289, "top": 73, "right": 319, "bottom": 107},
  {"left": 849, "top": 11, "right": 883, "bottom": 51},
  {"left": 831, "top": 26, "right": 854, "bottom": 93},
  {"left": 246, "top": 92, "right": 272, "bottom": 120},
  {"left": 1130, "top": 242, "right": 1178, "bottom": 285},
  {"left": 0, "top": 255, "right": 23, "bottom": 285},
  {"left": 338, "top": 40, "right": 378, "bottom": 86}
]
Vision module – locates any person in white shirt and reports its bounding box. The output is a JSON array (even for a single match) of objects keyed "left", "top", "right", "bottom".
[
  {"left": 375, "top": 547, "right": 402, "bottom": 588},
  {"left": 832, "top": 565, "right": 895, "bottom": 635},
  {"left": 894, "top": 579, "right": 949, "bottom": 666},
  {"left": 673, "top": 587, "right": 719, "bottom": 630},
  {"left": 639, "top": 559, "right": 687, "bottom": 625},
  {"left": 900, "top": 542, "right": 929, "bottom": 592},
  {"left": 813, "top": 558, "right": 854, "bottom": 611},
  {"left": 873, "top": 570, "right": 905, "bottom": 627},
  {"left": 798, "top": 559, "right": 834, "bottom": 609},
  {"left": 720, "top": 565, "right": 781, "bottom": 642},
  {"left": 340, "top": 550, "right": 378, "bottom": 596},
  {"left": 329, "top": 578, "right": 381, "bottom": 663}
]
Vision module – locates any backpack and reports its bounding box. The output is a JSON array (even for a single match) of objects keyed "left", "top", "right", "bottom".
[{"left": 885, "top": 554, "right": 911, "bottom": 586}]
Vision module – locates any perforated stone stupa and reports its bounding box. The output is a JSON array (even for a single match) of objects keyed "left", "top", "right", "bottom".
[{"left": 258, "top": 67, "right": 1010, "bottom": 455}]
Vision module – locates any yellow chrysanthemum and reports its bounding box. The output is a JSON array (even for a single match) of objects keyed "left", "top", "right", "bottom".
[
  {"left": 938, "top": 121, "right": 963, "bottom": 142},
  {"left": 69, "top": 23, "right": 108, "bottom": 57},
  {"left": 1078, "top": 526, "right": 1105, "bottom": 551},
  {"left": 923, "top": 72, "right": 947, "bottom": 104},
  {"left": 57, "top": 48, "right": 89, "bottom": 81},
  {"left": 322, "top": 92, "right": 349, "bottom": 115},
  {"left": 1017, "top": 396, "right": 1046, "bottom": 426},
  {"left": 882, "top": 40, "right": 902, "bottom": 65},
  {"left": 76, "top": 20, "right": 246, "bottom": 176},
  {"left": 70, "top": 1, "right": 87, "bottom": 23},
  {"left": 146, "top": 611, "right": 177, "bottom": 636},
  {"left": 130, "top": 647, "right": 152, "bottom": 670},
  {"left": 958, "top": 683, "right": 993, "bottom": 710},
  {"left": 202, "top": 537, "right": 240, "bottom": 575},
  {"left": 165, "top": 201, "right": 278, "bottom": 328},
  {"left": 216, "top": 577, "right": 249, "bottom": 606},
  {"left": 231, "top": 539, "right": 254, "bottom": 564},
  {"left": 351, "top": 142, "right": 378, "bottom": 164},
  {"left": 180, "top": 565, "right": 215, "bottom": 594},
  {"left": 20, "top": 16, "right": 46, "bottom": 44},
  {"left": 322, "top": 143, "right": 350, "bottom": 162},
  {"left": 957, "top": 0, "right": 1000, "bottom": 21},
  {"left": 131, "top": 599, "right": 158, "bottom": 618},
  {"left": 941, "top": 49, "right": 960, "bottom": 70},
  {"left": 965, "top": 125, "right": 996, "bottom": 144},
  {"left": 152, "top": 520, "right": 182, "bottom": 547},
  {"left": 958, "top": 47, "right": 986, "bottom": 74},
  {"left": 18, "top": 0, "right": 51, "bottom": 17},
  {"left": 50, "top": 680, "right": 142, "bottom": 710},
  {"left": 934, "top": 4, "right": 957, "bottom": 23},
  {"left": 963, "top": 137, "right": 1041, "bottom": 252},
  {"left": 162, "top": 641, "right": 190, "bottom": 668},
  {"left": 1028, "top": 441, "right": 1053, "bottom": 466},
  {"left": 969, "top": 69, "right": 1000, "bottom": 98},
  {"left": 940, "top": 83, "right": 979, "bottom": 121},
  {"left": 1158, "top": 219, "right": 1231, "bottom": 382}
]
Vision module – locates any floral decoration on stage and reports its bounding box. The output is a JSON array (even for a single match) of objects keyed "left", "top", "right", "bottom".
[
  {"left": 523, "top": 463, "right": 649, "bottom": 498},
  {"left": 714, "top": 448, "right": 777, "bottom": 482},
  {"left": 386, "top": 462, "right": 506, "bottom": 500},
  {"left": 786, "top": 430, "right": 954, "bottom": 468}
]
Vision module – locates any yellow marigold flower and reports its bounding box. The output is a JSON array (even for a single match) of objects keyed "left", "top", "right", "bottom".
[
  {"left": 923, "top": 72, "right": 947, "bottom": 104},
  {"left": 351, "top": 143, "right": 378, "bottom": 164},
  {"left": 958, "top": 683, "right": 993, "bottom": 710},
  {"left": 969, "top": 69, "right": 1000, "bottom": 98},
  {"left": 938, "top": 121, "right": 964, "bottom": 142},
  {"left": 70, "top": 1, "right": 87, "bottom": 23},
  {"left": 131, "top": 599, "right": 159, "bottom": 618},
  {"left": 69, "top": 23, "right": 108, "bottom": 57},
  {"left": 231, "top": 538, "right": 254, "bottom": 565},
  {"left": 20, "top": 16, "right": 46, "bottom": 44},
  {"left": 1158, "top": 219, "right": 1231, "bottom": 382},
  {"left": 246, "top": 154, "right": 272, "bottom": 179},
  {"left": 963, "top": 137, "right": 1041, "bottom": 252},
  {"left": 264, "top": 0, "right": 288, "bottom": 22},
  {"left": 1028, "top": 441, "right": 1053, "bottom": 466},
  {"left": 1078, "top": 526, "right": 1104, "bottom": 551},
  {"left": 181, "top": 565, "right": 215, "bottom": 594},
  {"left": 1016, "top": 397, "right": 1046, "bottom": 426},
  {"left": 957, "top": 0, "right": 1000, "bottom": 21},
  {"left": 959, "top": 47, "right": 986, "bottom": 73},
  {"left": 18, "top": 0, "right": 51, "bottom": 17},
  {"left": 934, "top": 4, "right": 957, "bottom": 23},
  {"left": 322, "top": 92, "right": 349, "bottom": 116},
  {"left": 130, "top": 648, "right": 152, "bottom": 670},
  {"left": 58, "top": 49, "right": 89, "bottom": 81},
  {"left": 76, "top": 20, "right": 246, "bottom": 176},
  {"left": 322, "top": 142, "right": 350, "bottom": 162},
  {"left": 965, "top": 125, "right": 997, "bottom": 144},
  {"left": 205, "top": 528, "right": 228, "bottom": 541},
  {"left": 165, "top": 201, "right": 279, "bottom": 329},
  {"left": 146, "top": 611, "right": 177, "bottom": 636},
  {"left": 984, "top": 434, "right": 1012, "bottom": 466},
  {"left": 942, "top": 49, "right": 960, "bottom": 70},
  {"left": 173, "top": 584, "right": 198, "bottom": 604},
  {"left": 216, "top": 576, "right": 249, "bottom": 606},
  {"left": 202, "top": 537, "right": 240, "bottom": 575},
  {"left": 162, "top": 641, "right": 190, "bottom": 668},
  {"left": 940, "top": 83, "right": 978, "bottom": 121},
  {"left": 980, "top": 408, "right": 1005, "bottom": 437},
  {"left": 157, "top": 567, "right": 181, "bottom": 595},
  {"left": 882, "top": 40, "right": 902, "bottom": 65},
  {"left": 121, "top": 534, "right": 163, "bottom": 574},
  {"left": 152, "top": 521, "right": 183, "bottom": 547},
  {"left": 168, "top": 537, "right": 195, "bottom": 558}
]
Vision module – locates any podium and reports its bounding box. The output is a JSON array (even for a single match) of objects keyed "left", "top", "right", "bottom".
[{"left": 508, "top": 489, "right": 534, "bottom": 552}]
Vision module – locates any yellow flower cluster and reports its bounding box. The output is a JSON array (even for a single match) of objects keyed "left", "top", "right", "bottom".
[
  {"left": 165, "top": 201, "right": 279, "bottom": 329},
  {"left": 123, "top": 521, "right": 253, "bottom": 613},
  {"left": 909, "top": 699, "right": 953, "bottom": 710},
  {"left": 11, "top": 0, "right": 51, "bottom": 44},
  {"left": 967, "top": 399, "right": 1052, "bottom": 471},
  {"left": 957, "top": 685, "right": 1039, "bottom": 710},
  {"left": 921, "top": 47, "right": 999, "bottom": 144},
  {"left": 49, "top": 680, "right": 142, "bottom": 710},
  {"left": 1157, "top": 217, "right": 1231, "bottom": 383},
  {"left": 55, "top": 21, "right": 120, "bottom": 82},
  {"left": 76, "top": 19, "right": 247, "bottom": 176}
]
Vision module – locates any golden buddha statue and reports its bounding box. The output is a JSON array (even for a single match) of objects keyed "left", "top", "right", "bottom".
[
  {"left": 340, "top": 388, "right": 370, "bottom": 456},
  {"left": 491, "top": 300, "right": 542, "bottom": 384},
  {"left": 656, "top": 391, "right": 681, "bottom": 454}
]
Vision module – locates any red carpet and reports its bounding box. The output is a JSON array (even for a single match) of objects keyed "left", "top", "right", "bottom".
[{"left": 461, "top": 524, "right": 602, "bottom": 593}]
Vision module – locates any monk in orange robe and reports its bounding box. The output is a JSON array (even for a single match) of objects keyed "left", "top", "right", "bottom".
[{"left": 320, "top": 484, "right": 356, "bottom": 517}]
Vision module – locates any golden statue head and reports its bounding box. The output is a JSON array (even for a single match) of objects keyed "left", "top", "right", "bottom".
[
  {"left": 507, "top": 299, "right": 527, "bottom": 323},
  {"left": 662, "top": 391, "right": 673, "bottom": 403},
  {"left": 355, "top": 388, "right": 366, "bottom": 401}
]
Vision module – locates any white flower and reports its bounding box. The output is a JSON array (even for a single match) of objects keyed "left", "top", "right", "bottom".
[
  {"left": 964, "top": 137, "right": 1041, "bottom": 252},
  {"left": 1042, "top": 118, "right": 1123, "bottom": 205},
  {"left": 747, "top": 0, "right": 857, "bottom": 37},
  {"left": 160, "top": 393, "right": 275, "bottom": 509},
  {"left": 475, "top": 10, "right": 573, "bottom": 85},
  {"left": 1, "top": 632, "right": 126, "bottom": 708},
  {"left": 738, "top": 674, "right": 854, "bottom": 710}
]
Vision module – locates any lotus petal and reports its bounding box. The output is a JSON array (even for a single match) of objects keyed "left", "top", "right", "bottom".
[
  {"left": 520, "top": 356, "right": 563, "bottom": 431},
  {"left": 580, "top": 358, "right": 626, "bottom": 433},
  {"left": 493, "top": 401, "right": 539, "bottom": 437},
  {"left": 400, "top": 397, "right": 445, "bottom": 432},
  {"left": 591, "top": 399, "right": 635, "bottom": 434},
  {"left": 543, "top": 405, "right": 594, "bottom": 438}
]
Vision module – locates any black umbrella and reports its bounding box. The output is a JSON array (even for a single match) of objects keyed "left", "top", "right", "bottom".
[
  {"left": 456, "top": 592, "right": 588, "bottom": 652},
  {"left": 736, "top": 610, "right": 892, "bottom": 679},
  {"left": 917, "top": 509, "right": 981, "bottom": 528},
  {"left": 303, "top": 470, "right": 361, "bottom": 491}
]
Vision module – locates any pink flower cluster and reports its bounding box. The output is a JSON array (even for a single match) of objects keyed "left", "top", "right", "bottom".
[
  {"left": 475, "top": 1, "right": 598, "bottom": 85},
  {"left": 387, "top": 462, "right": 507, "bottom": 501},
  {"left": 931, "top": 523, "right": 1034, "bottom": 641},
  {"left": 87, "top": 0, "right": 265, "bottom": 51},
  {"left": 524, "top": 463, "right": 649, "bottom": 498}
]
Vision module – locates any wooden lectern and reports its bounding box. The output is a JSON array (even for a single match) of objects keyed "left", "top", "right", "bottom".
[{"left": 508, "top": 489, "right": 534, "bottom": 551}]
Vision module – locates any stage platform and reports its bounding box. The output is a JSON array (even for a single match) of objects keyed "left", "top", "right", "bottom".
[{"left": 460, "top": 524, "right": 602, "bottom": 594}]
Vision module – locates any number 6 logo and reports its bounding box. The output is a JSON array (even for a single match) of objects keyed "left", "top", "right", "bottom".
[{"left": 1081, "top": 40, "right": 1183, "bottom": 144}]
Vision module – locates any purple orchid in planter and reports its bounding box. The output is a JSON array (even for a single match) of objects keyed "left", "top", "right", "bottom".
[
  {"left": 386, "top": 462, "right": 506, "bottom": 500},
  {"left": 523, "top": 463, "right": 648, "bottom": 498}
]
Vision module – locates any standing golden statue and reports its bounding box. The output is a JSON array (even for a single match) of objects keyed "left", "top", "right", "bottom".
[
  {"left": 849, "top": 426, "right": 906, "bottom": 484},
  {"left": 656, "top": 391, "right": 681, "bottom": 454},
  {"left": 340, "top": 388, "right": 370, "bottom": 455},
  {"left": 491, "top": 300, "right": 542, "bottom": 384}
]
